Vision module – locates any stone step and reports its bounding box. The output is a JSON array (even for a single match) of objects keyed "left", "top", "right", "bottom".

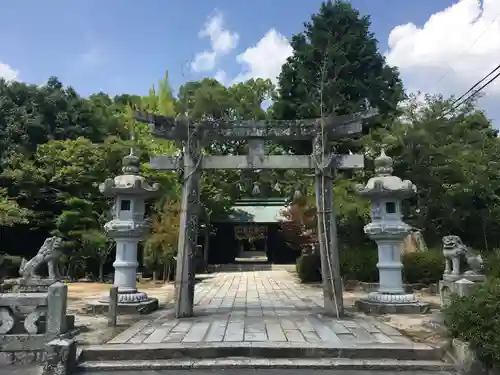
[
  {"left": 77, "top": 358, "right": 456, "bottom": 373},
  {"left": 208, "top": 264, "right": 295, "bottom": 272},
  {"left": 78, "top": 341, "right": 444, "bottom": 363}
]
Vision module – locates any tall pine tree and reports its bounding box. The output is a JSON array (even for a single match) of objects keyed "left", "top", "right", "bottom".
[{"left": 272, "top": 1, "right": 404, "bottom": 143}]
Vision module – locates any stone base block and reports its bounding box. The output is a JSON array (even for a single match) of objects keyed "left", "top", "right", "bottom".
[
  {"left": 42, "top": 338, "right": 77, "bottom": 375},
  {"left": 448, "top": 338, "right": 489, "bottom": 375},
  {"left": 0, "top": 333, "right": 47, "bottom": 351},
  {"left": 442, "top": 272, "right": 486, "bottom": 283},
  {"left": 12, "top": 279, "right": 58, "bottom": 293},
  {"left": 65, "top": 314, "right": 75, "bottom": 331},
  {"left": 86, "top": 297, "right": 159, "bottom": 315},
  {"left": 355, "top": 298, "right": 431, "bottom": 314},
  {"left": 0, "top": 350, "right": 45, "bottom": 365}
]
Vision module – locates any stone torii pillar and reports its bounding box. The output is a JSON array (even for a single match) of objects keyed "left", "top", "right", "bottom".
[
  {"left": 135, "top": 111, "right": 377, "bottom": 318},
  {"left": 175, "top": 132, "right": 202, "bottom": 318},
  {"left": 313, "top": 130, "right": 343, "bottom": 316}
]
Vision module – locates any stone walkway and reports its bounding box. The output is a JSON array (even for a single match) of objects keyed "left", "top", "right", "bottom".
[{"left": 106, "top": 271, "right": 413, "bottom": 346}]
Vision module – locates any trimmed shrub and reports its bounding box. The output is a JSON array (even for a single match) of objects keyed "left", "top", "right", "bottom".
[
  {"left": 402, "top": 250, "right": 444, "bottom": 285},
  {"left": 340, "top": 247, "right": 378, "bottom": 282},
  {"left": 296, "top": 252, "right": 322, "bottom": 282},
  {"left": 444, "top": 278, "right": 500, "bottom": 372},
  {"left": 295, "top": 247, "right": 444, "bottom": 286},
  {"left": 296, "top": 247, "right": 378, "bottom": 283}
]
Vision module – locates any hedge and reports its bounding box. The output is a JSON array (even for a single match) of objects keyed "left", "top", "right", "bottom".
[
  {"left": 402, "top": 250, "right": 443, "bottom": 285},
  {"left": 295, "top": 247, "right": 444, "bottom": 285},
  {"left": 444, "top": 278, "right": 500, "bottom": 372},
  {"left": 296, "top": 252, "right": 322, "bottom": 282}
]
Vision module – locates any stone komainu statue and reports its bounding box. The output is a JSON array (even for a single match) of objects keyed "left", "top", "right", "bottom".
[
  {"left": 442, "top": 235, "right": 483, "bottom": 276},
  {"left": 19, "top": 236, "right": 63, "bottom": 280}
]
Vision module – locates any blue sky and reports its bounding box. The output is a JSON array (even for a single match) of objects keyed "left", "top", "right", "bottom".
[{"left": 1, "top": 0, "right": 499, "bottom": 124}]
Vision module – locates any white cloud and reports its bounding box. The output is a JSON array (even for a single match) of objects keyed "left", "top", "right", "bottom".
[
  {"left": 233, "top": 29, "right": 293, "bottom": 84},
  {"left": 200, "top": 12, "right": 239, "bottom": 54},
  {"left": 385, "top": 0, "right": 500, "bottom": 97},
  {"left": 0, "top": 61, "right": 19, "bottom": 81},
  {"left": 191, "top": 11, "right": 239, "bottom": 73},
  {"left": 214, "top": 69, "right": 228, "bottom": 85},
  {"left": 191, "top": 51, "right": 217, "bottom": 72}
]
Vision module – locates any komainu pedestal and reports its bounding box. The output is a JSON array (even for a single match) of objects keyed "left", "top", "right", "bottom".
[
  {"left": 439, "top": 235, "right": 485, "bottom": 308},
  {"left": 13, "top": 236, "right": 63, "bottom": 293}
]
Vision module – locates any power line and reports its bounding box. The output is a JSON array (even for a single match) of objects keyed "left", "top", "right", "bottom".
[
  {"left": 443, "top": 64, "right": 500, "bottom": 117},
  {"left": 433, "top": 11, "right": 500, "bottom": 89},
  {"left": 451, "top": 69, "right": 500, "bottom": 111},
  {"left": 450, "top": 63, "right": 500, "bottom": 107}
]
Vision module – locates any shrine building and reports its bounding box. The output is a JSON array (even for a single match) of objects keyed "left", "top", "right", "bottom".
[{"left": 207, "top": 197, "right": 298, "bottom": 265}]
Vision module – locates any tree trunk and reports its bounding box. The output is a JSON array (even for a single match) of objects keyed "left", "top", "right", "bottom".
[
  {"left": 152, "top": 271, "right": 157, "bottom": 282},
  {"left": 65, "top": 264, "right": 71, "bottom": 279},
  {"left": 204, "top": 225, "right": 210, "bottom": 272},
  {"left": 163, "top": 263, "right": 168, "bottom": 282},
  {"left": 99, "top": 262, "right": 104, "bottom": 283}
]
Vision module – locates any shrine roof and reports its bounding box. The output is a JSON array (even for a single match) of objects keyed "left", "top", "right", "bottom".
[{"left": 215, "top": 197, "right": 289, "bottom": 223}]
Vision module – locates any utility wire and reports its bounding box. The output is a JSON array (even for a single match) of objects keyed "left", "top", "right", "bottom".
[
  {"left": 433, "top": 12, "right": 500, "bottom": 89},
  {"left": 443, "top": 63, "right": 500, "bottom": 117},
  {"left": 451, "top": 69, "right": 500, "bottom": 112},
  {"left": 449, "top": 63, "right": 500, "bottom": 108}
]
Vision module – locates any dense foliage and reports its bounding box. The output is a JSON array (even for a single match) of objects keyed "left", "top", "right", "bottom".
[
  {"left": 295, "top": 246, "right": 444, "bottom": 285},
  {"left": 444, "top": 278, "right": 500, "bottom": 372},
  {"left": 443, "top": 250, "right": 500, "bottom": 371}
]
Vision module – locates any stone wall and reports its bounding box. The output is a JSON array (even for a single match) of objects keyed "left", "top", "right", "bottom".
[
  {"left": 0, "top": 282, "right": 76, "bottom": 371},
  {"left": 448, "top": 339, "right": 492, "bottom": 375}
]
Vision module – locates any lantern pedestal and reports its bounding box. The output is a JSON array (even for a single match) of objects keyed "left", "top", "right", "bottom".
[
  {"left": 355, "top": 293, "right": 431, "bottom": 314},
  {"left": 86, "top": 149, "right": 160, "bottom": 315},
  {"left": 355, "top": 150, "right": 430, "bottom": 315}
]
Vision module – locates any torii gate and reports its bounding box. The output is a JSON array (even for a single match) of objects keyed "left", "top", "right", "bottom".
[{"left": 134, "top": 110, "right": 377, "bottom": 318}]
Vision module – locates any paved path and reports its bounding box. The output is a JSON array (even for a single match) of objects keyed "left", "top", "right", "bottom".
[
  {"left": 107, "top": 271, "right": 412, "bottom": 346},
  {"left": 0, "top": 366, "right": 39, "bottom": 375}
]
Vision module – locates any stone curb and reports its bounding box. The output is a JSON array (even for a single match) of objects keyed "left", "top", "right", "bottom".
[
  {"left": 78, "top": 341, "right": 443, "bottom": 362},
  {"left": 77, "top": 358, "right": 455, "bottom": 372}
]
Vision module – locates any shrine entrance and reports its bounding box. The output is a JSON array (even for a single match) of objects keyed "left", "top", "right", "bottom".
[
  {"left": 234, "top": 224, "right": 268, "bottom": 262},
  {"left": 209, "top": 197, "right": 295, "bottom": 264},
  {"left": 135, "top": 110, "right": 377, "bottom": 319}
]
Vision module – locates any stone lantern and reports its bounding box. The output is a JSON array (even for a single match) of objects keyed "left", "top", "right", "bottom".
[
  {"left": 93, "top": 147, "right": 160, "bottom": 313},
  {"left": 355, "top": 150, "right": 429, "bottom": 314}
]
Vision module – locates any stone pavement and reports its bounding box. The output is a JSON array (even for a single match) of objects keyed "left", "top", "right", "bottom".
[
  {"left": 0, "top": 366, "right": 39, "bottom": 375},
  {"left": 78, "top": 271, "right": 450, "bottom": 372},
  {"left": 105, "top": 271, "right": 417, "bottom": 346}
]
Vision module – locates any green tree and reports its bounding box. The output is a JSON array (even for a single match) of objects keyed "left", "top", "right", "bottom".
[
  {"left": 365, "top": 93, "right": 500, "bottom": 250},
  {"left": 145, "top": 200, "right": 181, "bottom": 281},
  {"left": 80, "top": 229, "right": 112, "bottom": 282},
  {"left": 228, "top": 78, "right": 275, "bottom": 120},
  {"left": 54, "top": 197, "right": 99, "bottom": 278},
  {"left": 272, "top": 0, "right": 403, "bottom": 153},
  {"left": 0, "top": 77, "right": 119, "bottom": 160},
  {"left": 0, "top": 188, "right": 30, "bottom": 226}
]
